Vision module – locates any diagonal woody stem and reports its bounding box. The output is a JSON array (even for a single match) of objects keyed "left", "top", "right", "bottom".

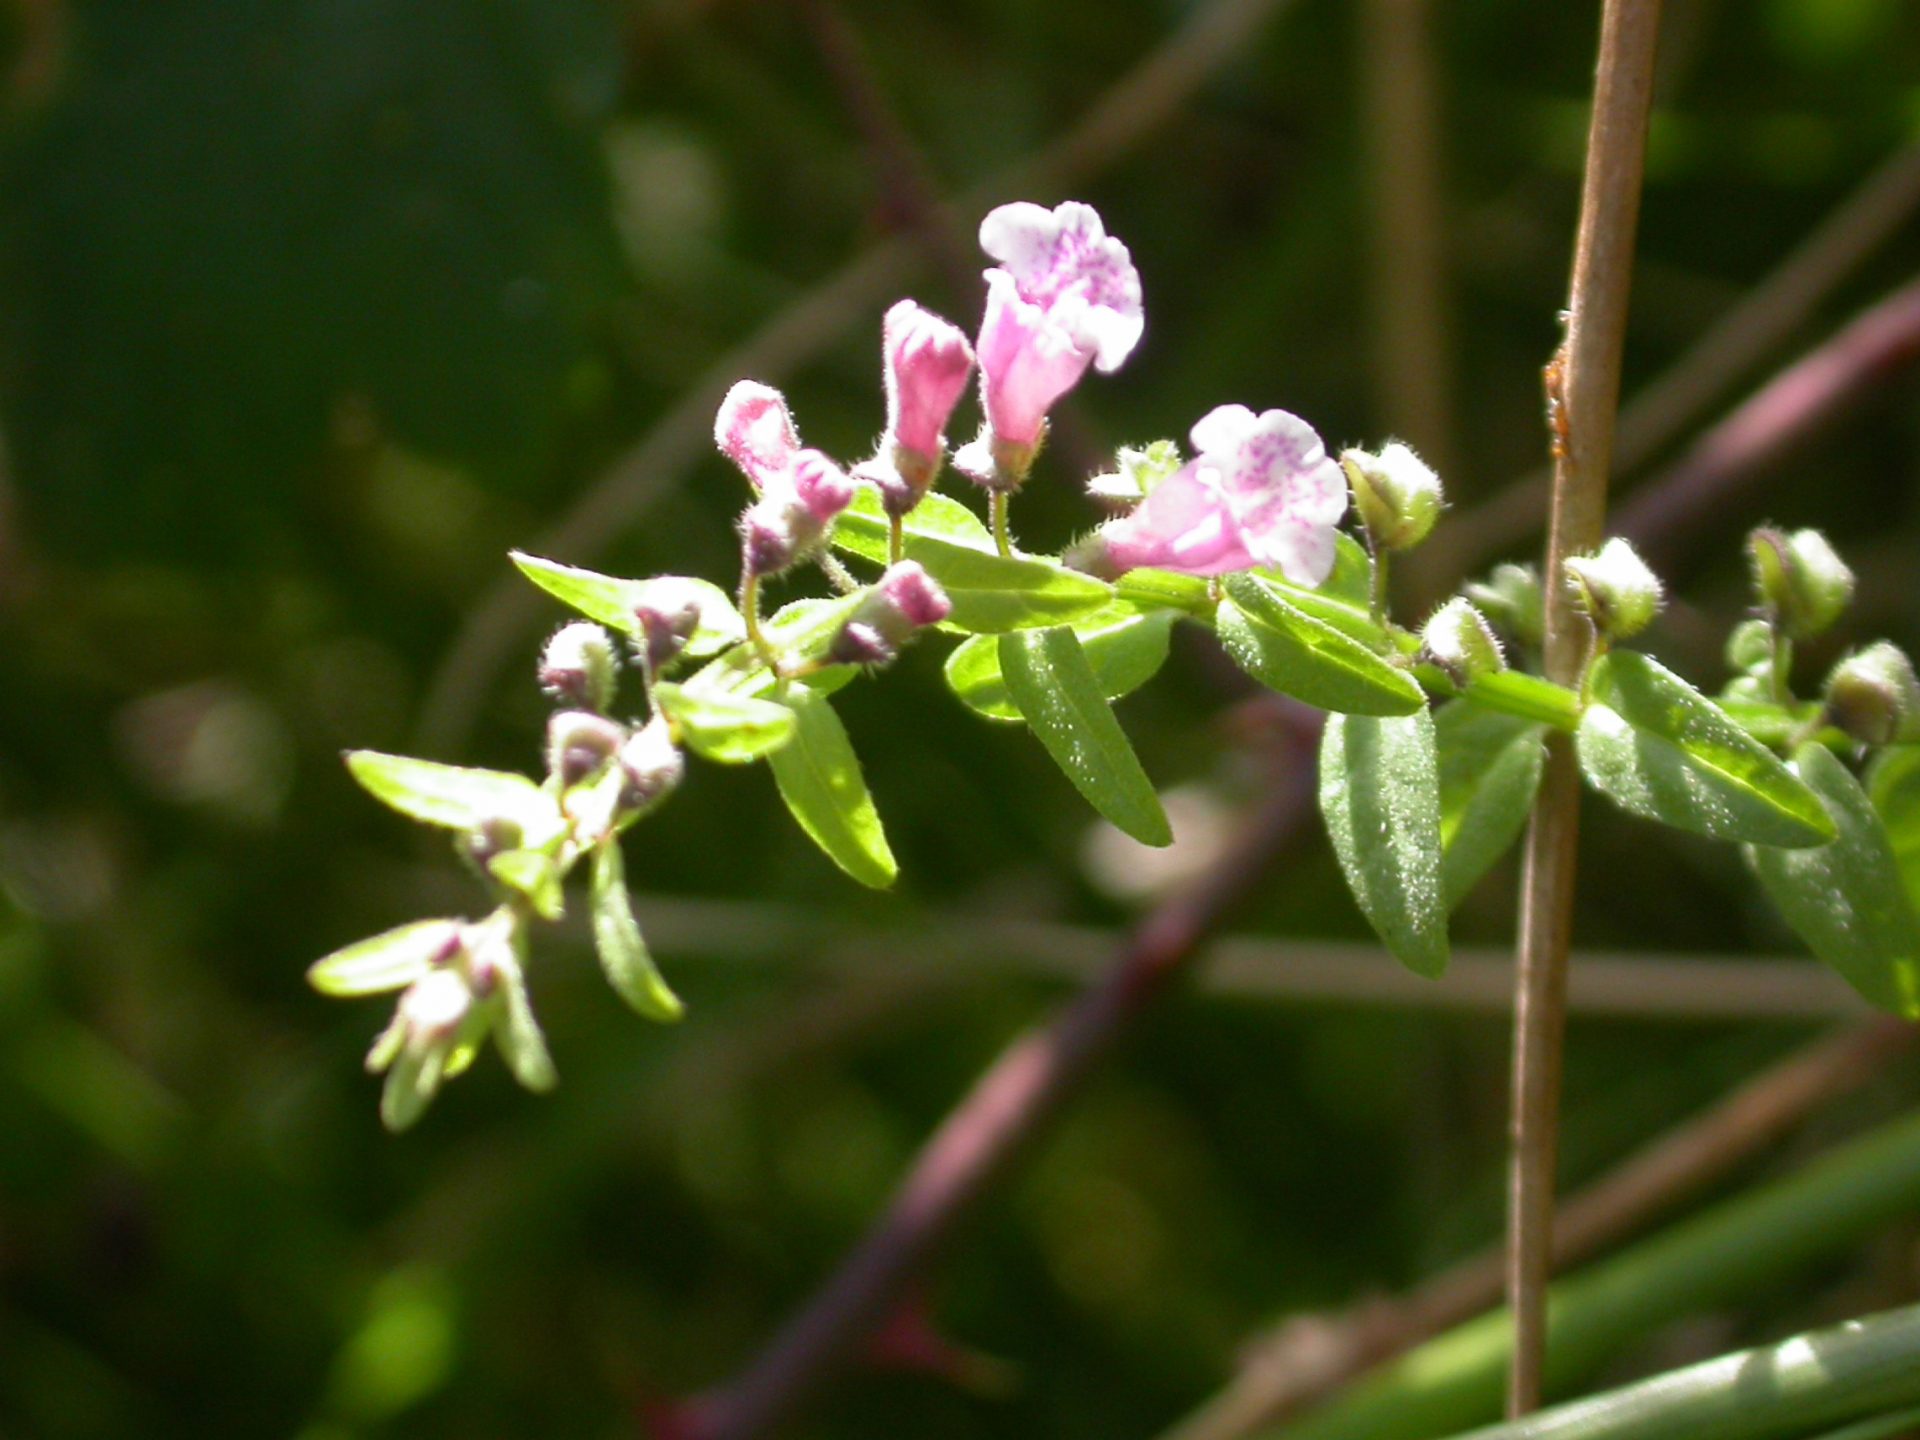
[{"left": 1505, "top": 0, "right": 1663, "bottom": 1417}]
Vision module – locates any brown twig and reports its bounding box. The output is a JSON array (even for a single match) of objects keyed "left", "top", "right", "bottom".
[
  {"left": 418, "top": 0, "right": 1304, "bottom": 753},
  {"left": 1158, "top": 1017, "right": 1917, "bottom": 1440},
  {"left": 681, "top": 719, "right": 1322, "bottom": 1440},
  {"left": 1507, "top": 0, "right": 1662, "bottom": 1417}
]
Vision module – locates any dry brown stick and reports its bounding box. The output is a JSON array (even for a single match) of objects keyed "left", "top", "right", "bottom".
[
  {"left": 1506, "top": 0, "right": 1662, "bottom": 1417},
  {"left": 417, "top": 0, "right": 1302, "bottom": 753},
  {"left": 1417, "top": 140, "right": 1920, "bottom": 593},
  {"left": 679, "top": 721, "right": 1322, "bottom": 1440},
  {"left": 1159, "top": 1017, "right": 1917, "bottom": 1440}
]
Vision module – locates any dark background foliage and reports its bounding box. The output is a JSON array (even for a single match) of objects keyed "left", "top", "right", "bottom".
[{"left": 3, "top": 1, "right": 1920, "bottom": 1435}]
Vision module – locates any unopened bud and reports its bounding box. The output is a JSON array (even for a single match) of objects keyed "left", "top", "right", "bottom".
[
  {"left": 1824, "top": 641, "right": 1920, "bottom": 747},
  {"left": 1341, "top": 442, "right": 1444, "bottom": 551},
  {"left": 634, "top": 595, "right": 702, "bottom": 672},
  {"left": 538, "top": 621, "right": 618, "bottom": 711},
  {"left": 1464, "top": 563, "right": 1544, "bottom": 650},
  {"left": 1564, "top": 537, "right": 1663, "bottom": 641},
  {"left": 791, "top": 450, "right": 854, "bottom": 527},
  {"left": 740, "top": 497, "right": 803, "bottom": 578},
  {"left": 1420, "top": 598, "right": 1506, "bottom": 686},
  {"left": 618, "top": 716, "right": 685, "bottom": 815},
  {"left": 464, "top": 816, "right": 525, "bottom": 870},
  {"left": 828, "top": 562, "right": 953, "bottom": 667},
  {"left": 547, "top": 710, "right": 627, "bottom": 789},
  {"left": 1725, "top": 618, "right": 1775, "bottom": 677},
  {"left": 1748, "top": 527, "right": 1854, "bottom": 639},
  {"left": 868, "top": 299, "right": 973, "bottom": 516}
]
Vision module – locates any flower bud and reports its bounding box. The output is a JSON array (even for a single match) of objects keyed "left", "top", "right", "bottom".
[
  {"left": 791, "top": 449, "right": 854, "bottom": 527},
  {"left": 634, "top": 595, "right": 702, "bottom": 672},
  {"left": 1420, "top": 597, "right": 1506, "bottom": 686},
  {"left": 1341, "top": 442, "right": 1444, "bottom": 551},
  {"left": 618, "top": 716, "right": 685, "bottom": 815},
  {"left": 1823, "top": 641, "right": 1920, "bottom": 747},
  {"left": 546, "top": 710, "right": 627, "bottom": 789},
  {"left": 865, "top": 300, "right": 974, "bottom": 518},
  {"left": 1464, "top": 563, "right": 1544, "bottom": 650},
  {"left": 1747, "top": 527, "right": 1854, "bottom": 639},
  {"left": 1563, "top": 537, "right": 1663, "bottom": 641},
  {"left": 740, "top": 498, "right": 803, "bottom": 578},
  {"left": 1725, "top": 618, "right": 1775, "bottom": 677},
  {"left": 464, "top": 816, "right": 525, "bottom": 870},
  {"left": 397, "top": 967, "right": 473, "bottom": 1048},
  {"left": 715, "top": 380, "right": 798, "bottom": 488},
  {"left": 538, "top": 621, "right": 618, "bottom": 711},
  {"left": 829, "top": 562, "right": 952, "bottom": 667}
]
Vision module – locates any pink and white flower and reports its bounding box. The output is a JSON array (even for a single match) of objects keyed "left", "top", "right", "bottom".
[
  {"left": 715, "top": 381, "right": 854, "bottom": 576},
  {"left": 955, "top": 201, "right": 1143, "bottom": 488},
  {"left": 1085, "top": 405, "right": 1348, "bottom": 585}
]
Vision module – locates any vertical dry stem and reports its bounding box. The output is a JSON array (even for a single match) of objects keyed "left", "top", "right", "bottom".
[{"left": 1506, "top": 0, "right": 1662, "bottom": 1417}]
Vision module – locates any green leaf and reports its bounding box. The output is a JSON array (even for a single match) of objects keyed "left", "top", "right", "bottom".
[
  {"left": 945, "top": 604, "right": 1175, "bottom": 722},
  {"left": 830, "top": 483, "right": 995, "bottom": 565},
  {"left": 1320, "top": 709, "right": 1450, "bottom": 977},
  {"left": 682, "top": 591, "right": 869, "bottom": 701},
  {"left": 486, "top": 850, "right": 565, "bottom": 921},
  {"left": 1462, "top": 670, "right": 1583, "bottom": 732},
  {"left": 1868, "top": 746, "right": 1920, "bottom": 912},
  {"left": 652, "top": 680, "right": 796, "bottom": 763},
  {"left": 766, "top": 687, "right": 898, "bottom": 888},
  {"left": 1260, "top": 532, "right": 1375, "bottom": 610},
  {"left": 1747, "top": 744, "right": 1920, "bottom": 1016},
  {"left": 345, "top": 751, "right": 564, "bottom": 848},
  {"left": 1577, "top": 651, "right": 1836, "bottom": 848},
  {"left": 380, "top": 1042, "right": 447, "bottom": 1134},
  {"left": 1215, "top": 576, "right": 1424, "bottom": 716},
  {"left": 912, "top": 542, "right": 1113, "bottom": 634},
  {"left": 511, "top": 553, "right": 744, "bottom": 658},
  {"left": 1435, "top": 704, "right": 1547, "bottom": 908},
  {"left": 1113, "top": 567, "right": 1215, "bottom": 618},
  {"left": 308, "top": 920, "right": 460, "bottom": 997},
  {"left": 589, "top": 841, "right": 684, "bottom": 1021},
  {"left": 996, "top": 627, "right": 1172, "bottom": 847},
  {"left": 491, "top": 950, "right": 557, "bottom": 1094}
]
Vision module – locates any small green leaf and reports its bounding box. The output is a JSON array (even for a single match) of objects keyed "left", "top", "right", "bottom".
[
  {"left": 589, "top": 841, "right": 684, "bottom": 1021},
  {"left": 309, "top": 920, "right": 460, "bottom": 997},
  {"left": 1434, "top": 704, "right": 1546, "bottom": 907},
  {"left": 1320, "top": 709, "right": 1450, "bottom": 977},
  {"left": 1216, "top": 576, "right": 1424, "bottom": 716},
  {"left": 652, "top": 680, "right": 796, "bottom": 763},
  {"left": 1748, "top": 744, "right": 1920, "bottom": 1016},
  {"left": 345, "top": 751, "right": 563, "bottom": 847},
  {"left": 1868, "top": 746, "right": 1920, "bottom": 912},
  {"left": 380, "top": 1043, "right": 446, "bottom": 1133},
  {"left": 1577, "top": 651, "right": 1836, "bottom": 848},
  {"left": 486, "top": 850, "right": 565, "bottom": 921},
  {"left": 830, "top": 483, "right": 995, "bottom": 565},
  {"left": 511, "top": 553, "right": 744, "bottom": 658},
  {"left": 945, "top": 604, "right": 1175, "bottom": 722},
  {"left": 767, "top": 686, "right": 898, "bottom": 888},
  {"left": 491, "top": 951, "right": 557, "bottom": 1094},
  {"left": 1113, "top": 567, "right": 1215, "bottom": 618},
  {"left": 996, "top": 627, "right": 1172, "bottom": 846},
  {"left": 1462, "top": 670, "right": 1583, "bottom": 732},
  {"left": 913, "top": 542, "right": 1113, "bottom": 634},
  {"left": 682, "top": 591, "right": 869, "bottom": 701}
]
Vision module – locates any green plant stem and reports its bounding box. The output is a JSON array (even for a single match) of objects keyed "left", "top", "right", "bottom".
[
  {"left": 1507, "top": 0, "right": 1662, "bottom": 1416},
  {"left": 739, "top": 570, "right": 779, "bottom": 675},
  {"left": 1771, "top": 625, "right": 1794, "bottom": 705},
  {"left": 888, "top": 513, "right": 905, "bottom": 565},
  {"left": 991, "top": 490, "right": 1014, "bottom": 556},
  {"left": 1262, "top": 1104, "right": 1920, "bottom": 1440},
  {"left": 1438, "top": 1309, "right": 1920, "bottom": 1440},
  {"left": 1370, "top": 543, "right": 1391, "bottom": 625}
]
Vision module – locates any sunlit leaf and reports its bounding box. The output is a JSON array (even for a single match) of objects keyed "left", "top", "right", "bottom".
[
  {"left": 589, "top": 841, "right": 684, "bottom": 1021},
  {"left": 945, "top": 603, "right": 1174, "bottom": 722},
  {"left": 345, "top": 751, "right": 564, "bottom": 847},
  {"left": 652, "top": 680, "right": 796, "bottom": 763},
  {"left": 1577, "top": 651, "right": 1835, "bottom": 848},
  {"left": 1748, "top": 743, "right": 1920, "bottom": 1016},
  {"left": 912, "top": 542, "right": 1112, "bottom": 634},
  {"left": 766, "top": 686, "right": 897, "bottom": 888},
  {"left": 1320, "top": 709, "right": 1450, "bottom": 977},
  {"left": 997, "top": 626, "right": 1171, "bottom": 847},
  {"left": 512, "top": 554, "right": 743, "bottom": 658},
  {"left": 1435, "top": 704, "right": 1546, "bottom": 907},
  {"left": 308, "top": 919, "right": 460, "bottom": 997},
  {"left": 1215, "top": 576, "right": 1423, "bottom": 715},
  {"left": 830, "top": 483, "right": 995, "bottom": 565}
]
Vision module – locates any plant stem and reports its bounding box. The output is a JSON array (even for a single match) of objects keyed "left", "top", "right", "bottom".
[
  {"left": 1507, "top": 0, "right": 1662, "bottom": 1418},
  {"left": 991, "top": 489, "right": 1014, "bottom": 556},
  {"left": 739, "top": 569, "right": 779, "bottom": 675},
  {"left": 888, "top": 514, "right": 905, "bottom": 566}
]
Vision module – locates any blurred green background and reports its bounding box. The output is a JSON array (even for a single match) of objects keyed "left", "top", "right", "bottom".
[{"left": 4, "top": 1, "right": 1920, "bottom": 1436}]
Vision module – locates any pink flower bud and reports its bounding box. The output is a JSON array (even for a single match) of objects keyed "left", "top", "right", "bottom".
[
  {"left": 714, "top": 381, "right": 798, "bottom": 492},
  {"left": 829, "top": 621, "right": 895, "bottom": 668},
  {"left": 882, "top": 300, "right": 974, "bottom": 464},
  {"left": 873, "top": 560, "right": 952, "bottom": 630},
  {"left": 790, "top": 449, "right": 854, "bottom": 526}
]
